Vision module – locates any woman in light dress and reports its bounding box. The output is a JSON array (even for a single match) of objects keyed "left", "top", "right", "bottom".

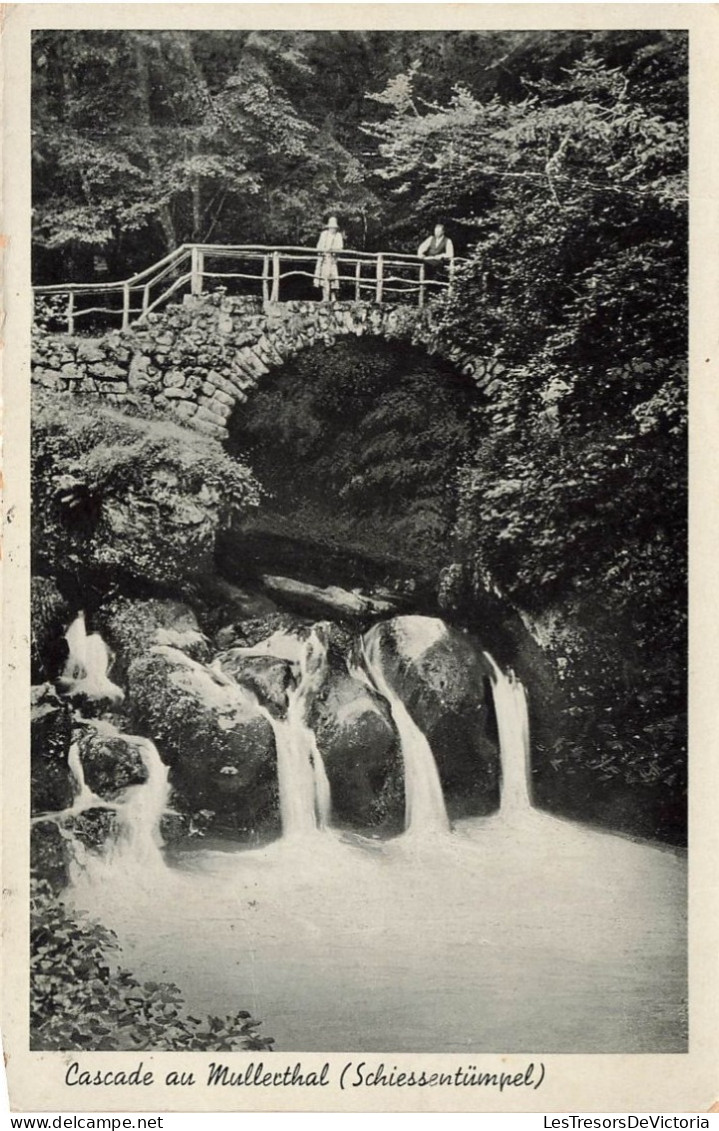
[{"left": 313, "top": 215, "right": 343, "bottom": 301}]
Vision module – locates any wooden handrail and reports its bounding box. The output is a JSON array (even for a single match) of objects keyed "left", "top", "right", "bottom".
[{"left": 33, "top": 243, "right": 463, "bottom": 329}]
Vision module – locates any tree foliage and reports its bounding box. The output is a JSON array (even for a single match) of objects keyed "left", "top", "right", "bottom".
[
  {"left": 365, "top": 33, "right": 687, "bottom": 804},
  {"left": 32, "top": 30, "right": 379, "bottom": 279},
  {"left": 227, "top": 339, "right": 475, "bottom": 575},
  {"left": 34, "top": 30, "right": 679, "bottom": 278}
]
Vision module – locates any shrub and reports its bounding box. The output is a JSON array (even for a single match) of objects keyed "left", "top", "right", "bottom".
[
  {"left": 32, "top": 390, "right": 260, "bottom": 590},
  {"left": 30, "top": 880, "right": 274, "bottom": 1051}
]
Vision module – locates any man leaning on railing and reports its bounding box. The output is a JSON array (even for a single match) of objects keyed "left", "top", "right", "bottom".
[{"left": 417, "top": 223, "right": 454, "bottom": 287}]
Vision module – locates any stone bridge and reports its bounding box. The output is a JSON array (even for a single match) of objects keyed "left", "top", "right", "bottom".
[{"left": 32, "top": 294, "right": 503, "bottom": 441}]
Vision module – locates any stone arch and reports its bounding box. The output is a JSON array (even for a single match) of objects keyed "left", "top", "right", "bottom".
[{"left": 31, "top": 294, "right": 506, "bottom": 440}]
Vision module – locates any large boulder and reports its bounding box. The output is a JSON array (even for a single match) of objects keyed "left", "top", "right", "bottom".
[
  {"left": 31, "top": 685, "right": 75, "bottom": 815},
  {"left": 214, "top": 651, "right": 292, "bottom": 718},
  {"left": 31, "top": 576, "right": 69, "bottom": 682},
  {"left": 93, "top": 467, "right": 224, "bottom": 585},
  {"left": 363, "top": 616, "right": 500, "bottom": 819},
  {"left": 307, "top": 662, "right": 404, "bottom": 831},
  {"left": 30, "top": 821, "right": 73, "bottom": 893},
  {"left": 96, "top": 597, "right": 210, "bottom": 682},
  {"left": 127, "top": 646, "right": 278, "bottom": 836},
  {"left": 76, "top": 722, "right": 149, "bottom": 800}
]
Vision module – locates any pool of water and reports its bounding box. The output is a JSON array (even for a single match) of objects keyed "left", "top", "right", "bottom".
[{"left": 70, "top": 807, "right": 687, "bottom": 1053}]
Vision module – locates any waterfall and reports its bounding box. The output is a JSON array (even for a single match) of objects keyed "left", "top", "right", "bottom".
[
  {"left": 67, "top": 740, "right": 102, "bottom": 813},
  {"left": 235, "top": 628, "right": 332, "bottom": 840},
  {"left": 358, "top": 623, "right": 450, "bottom": 838},
  {"left": 63, "top": 721, "right": 170, "bottom": 893},
  {"left": 101, "top": 734, "right": 170, "bottom": 875},
  {"left": 484, "top": 653, "right": 532, "bottom": 816},
  {"left": 60, "top": 612, "right": 124, "bottom": 704}
]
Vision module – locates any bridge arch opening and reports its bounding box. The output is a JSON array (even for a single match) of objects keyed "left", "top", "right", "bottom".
[{"left": 219, "top": 336, "right": 479, "bottom": 594}]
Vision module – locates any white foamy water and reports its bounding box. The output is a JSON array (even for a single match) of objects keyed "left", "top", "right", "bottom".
[
  {"left": 484, "top": 652, "right": 532, "bottom": 817},
  {"left": 237, "top": 628, "right": 332, "bottom": 840},
  {"left": 61, "top": 612, "right": 124, "bottom": 703},
  {"left": 66, "top": 740, "right": 102, "bottom": 813},
  {"left": 69, "top": 727, "right": 170, "bottom": 897},
  {"left": 73, "top": 814, "right": 686, "bottom": 1053},
  {"left": 357, "top": 622, "right": 450, "bottom": 838}
]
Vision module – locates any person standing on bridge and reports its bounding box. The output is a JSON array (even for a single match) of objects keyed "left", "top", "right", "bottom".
[
  {"left": 314, "top": 216, "right": 343, "bottom": 302},
  {"left": 417, "top": 223, "right": 454, "bottom": 288}
]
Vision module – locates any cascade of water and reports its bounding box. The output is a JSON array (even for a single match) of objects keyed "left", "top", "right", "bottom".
[
  {"left": 233, "top": 628, "right": 333, "bottom": 839},
  {"left": 358, "top": 623, "right": 450, "bottom": 838},
  {"left": 60, "top": 612, "right": 124, "bottom": 704},
  {"left": 66, "top": 740, "right": 103, "bottom": 813},
  {"left": 104, "top": 735, "right": 171, "bottom": 874},
  {"left": 292, "top": 630, "right": 332, "bottom": 829},
  {"left": 483, "top": 653, "right": 532, "bottom": 816},
  {"left": 65, "top": 720, "right": 171, "bottom": 893}
]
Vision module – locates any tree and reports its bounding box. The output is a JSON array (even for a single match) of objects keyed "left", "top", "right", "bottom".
[{"left": 31, "top": 30, "right": 379, "bottom": 281}]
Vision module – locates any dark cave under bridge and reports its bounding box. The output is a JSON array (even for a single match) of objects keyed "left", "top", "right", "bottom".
[{"left": 32, "top": 245, "right": 504, "bottom": 442}]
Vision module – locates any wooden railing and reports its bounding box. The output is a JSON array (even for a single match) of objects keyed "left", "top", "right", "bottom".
[{"left": 33, "top": 243, "right": 460, "bottom": 334}]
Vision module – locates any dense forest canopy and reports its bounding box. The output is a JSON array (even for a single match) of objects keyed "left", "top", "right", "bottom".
[{"left": 32, "top": 29, "right": 686, "bottom": 275}]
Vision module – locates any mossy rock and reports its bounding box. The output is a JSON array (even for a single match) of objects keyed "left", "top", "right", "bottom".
[
  {"left": 367, "top": 616, "right": 500, "bottom": 819},
  {"left": 307, "top": 653, "right": 404, "bottom": 831},
  {"left": 215, "top": 652, "right": 291, "bottom": 718},
  {"left": 77, "top": 725, "right": 149, "bottom": 800},
  {"left": 127, "top": 646, "right": 278, "bottom": 836},
  {"left": 31, "top": 820, "right": 72, "bottom": 893},
  {"left": 31, "top": 390, "right": 259, "bottom": 591},
  {"left": 97, "top": 597, "right": 209, "bottom": 682},
  {"left": 31, "top": 576, "right": 70, "bottom": 683},
  {"left": 31, "top": 684, "right": 75, "bottom": 815}
]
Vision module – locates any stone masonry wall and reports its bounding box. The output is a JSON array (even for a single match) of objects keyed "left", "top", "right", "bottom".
[{"left": 31, "top": 294, "right": 503, "bottom": 440}]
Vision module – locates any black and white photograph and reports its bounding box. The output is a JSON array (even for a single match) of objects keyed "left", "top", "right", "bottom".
[{"left": 3, "top": 2, "right": 718, "bottom": 1115}]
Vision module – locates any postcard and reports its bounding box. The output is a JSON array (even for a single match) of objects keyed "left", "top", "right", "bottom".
[{"left": 2, "top": 2, "right": 718, "bottom": 1113}]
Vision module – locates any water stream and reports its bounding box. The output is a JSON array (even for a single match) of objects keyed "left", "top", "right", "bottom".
[
  {"left": 484, "top": 652, "right": 532, "bottom": 818},
  {"left": 355, "top": 621, "right": 450, "bottom": 838},
  {"left": 62, "top": 615, "right": 687, "bottom": 1053},
  {"left": 251, "top": 629, "right": 332, "bottom": 839},
  {"left": 60, "top": 612, "right": 124, "bottom": 704},
  {"left": 67, "top": 721, "right": 171, "bottom": 894}
]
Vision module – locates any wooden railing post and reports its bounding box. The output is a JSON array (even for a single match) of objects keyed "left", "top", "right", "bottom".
[
  {"left": 262, "top": 255, "right": 270, "bottom": 302},
  {"left": 121, "top": 282, "right": 130, "bottom": 331},
  {"left": 190, "top": 246, "right": 204, "bottom": 295},
  {"left": 34, "top": 246, "right": 465, "bottom": 334}
]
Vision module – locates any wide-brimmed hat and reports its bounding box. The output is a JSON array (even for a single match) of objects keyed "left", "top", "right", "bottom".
[{"left": 327, "top": 216, "right": 339, "bottom": 229}]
